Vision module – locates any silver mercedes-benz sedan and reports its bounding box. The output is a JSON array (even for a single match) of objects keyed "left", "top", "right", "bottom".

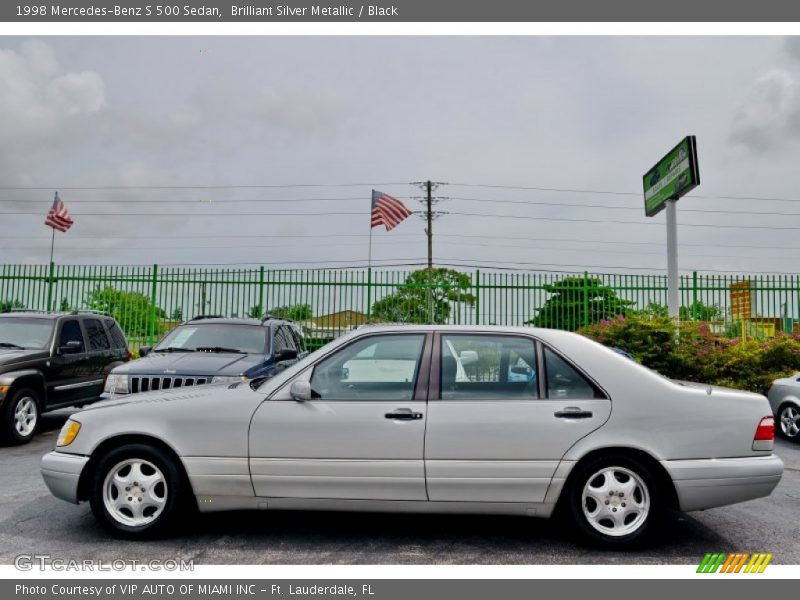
[{"left": 41, "top": 325, "right": 783, "bottom": 547}]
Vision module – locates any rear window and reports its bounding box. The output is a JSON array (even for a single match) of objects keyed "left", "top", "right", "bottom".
[{"left": 107, "top": 321, "right": 128, "bottom": 349}]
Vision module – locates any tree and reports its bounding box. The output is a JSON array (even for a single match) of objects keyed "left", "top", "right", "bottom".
[
  {"left": 371, "top": 268, "right": 476, "bottom": 324},
  {"left": 526, "top": 276, "right": 634, "bottom": 331},
  {"left": 248, "top": 304, "right": 312, "bottom": 320},
  {"left": 86, "top": 286, "right": 166, "bottom": 337},
  {"left": 680, "top": 301, "right": 721, "bottom": 322}
]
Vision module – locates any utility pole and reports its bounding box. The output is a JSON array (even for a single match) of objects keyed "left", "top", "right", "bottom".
[
  {"left": 412, "top": 180, "right": 445, "bottom": 323},
  {"left": 425, "top": 180, "right": 433, "bottom": 271}
]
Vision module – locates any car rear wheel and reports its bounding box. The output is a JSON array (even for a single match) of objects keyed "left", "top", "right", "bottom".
[
  {"left": 778, "top": 404, "right": 800, "bottom": 440},
  {"left": 1, "top": 387, "right": 40, "bottom": 445},
  {"left": 89, "top": 444, "right": 186, "bottom": 539},
  {"left": 567, "top": 454, "right": 660, "bottom": 547}
]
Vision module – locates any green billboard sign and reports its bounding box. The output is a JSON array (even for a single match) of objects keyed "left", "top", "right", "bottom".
[{"left": 643, "top": 135, "right": 700, "bottom": 217}]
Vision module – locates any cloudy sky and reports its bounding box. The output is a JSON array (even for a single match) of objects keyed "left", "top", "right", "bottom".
[{"left": 1, "top": 35, "right": 799, "bottom": 274}]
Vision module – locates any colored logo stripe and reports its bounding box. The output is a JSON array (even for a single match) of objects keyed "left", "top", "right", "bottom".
[{"left": 697, "top": 552, "right": 772, "bottom": 573}]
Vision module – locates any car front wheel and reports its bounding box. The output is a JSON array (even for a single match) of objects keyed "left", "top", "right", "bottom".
[
  {"left": 778, "top": 404, "right": 800, "bottom": 440},
  {"left": 89, "top": 443, "right": 186, "bottom": 538},
  {"left": 1, "top": 387, "right": 40, "bottom": 445},
  {"left": 567, "top": 455, "right": 660, "bottom": 547}
]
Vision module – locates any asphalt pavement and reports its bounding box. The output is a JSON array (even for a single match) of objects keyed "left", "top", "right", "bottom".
[{"left": 1, "top": 408, "right": 798, "bottom": 565}]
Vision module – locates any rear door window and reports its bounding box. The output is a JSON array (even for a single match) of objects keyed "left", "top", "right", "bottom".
[
  {"left": 107, "top": 321, "right": 128, "bottom": 349},
  {"left": 440, "top": 334, "right": 538, "bottom": 400},
  {"left": 85, "top": 318, "right": 111, "bottom": 350}
]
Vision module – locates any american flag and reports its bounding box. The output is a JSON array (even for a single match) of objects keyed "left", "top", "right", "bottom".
[
  {"left": 44, "top": 192, "right": 74, "bottom": 232},
  {"left": 371, "top": 190, "right": 412, "bottom": 231}
]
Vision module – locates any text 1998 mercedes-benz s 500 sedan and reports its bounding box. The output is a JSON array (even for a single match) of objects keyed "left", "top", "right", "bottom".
[{"left": 41, "top": 325, "right": 783, "bottom": 547}]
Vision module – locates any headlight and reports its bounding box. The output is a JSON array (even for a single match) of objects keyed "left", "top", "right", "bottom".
[
  {"left": 56, "top": 419, "right": 81, "bottom": 447},
  {"left": 211, "top": 375, "right": 245, "bottom": 384},
  {"left": 103, "top": 374, "right": 129, "bottom": 394}
]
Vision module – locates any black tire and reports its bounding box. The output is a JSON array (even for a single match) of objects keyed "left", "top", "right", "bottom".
[
  {"left": 565, "top": 454, "right": 661, "bottom": 548},
  {"left": 0, "top": 387, "right": 40, "bottom": 445},
  {"left": 777, "top": 403, "right": 800, "bottom": 441},
  {"left": 89, "top": 443, "right": 187, "bottom": 539}
]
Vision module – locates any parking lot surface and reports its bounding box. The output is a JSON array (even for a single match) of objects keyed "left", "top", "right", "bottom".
[{"left": 2, "top": 409, "right": 798, "bottom": 565}]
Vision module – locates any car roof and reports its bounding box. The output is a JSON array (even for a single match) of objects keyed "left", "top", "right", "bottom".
[
  {"left": 354, "top": 323, "right": 585, "bottom": 344},
  {"left": 0, "top": 311, "right": 74, "bottom": 320},
  {"left": 179, "top": 317, "right": 294, "bottom": 327}
]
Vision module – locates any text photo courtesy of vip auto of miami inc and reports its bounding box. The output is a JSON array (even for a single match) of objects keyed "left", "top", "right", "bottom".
[{"left": 0, "top": 33, "right": 799, "bottom": 582}]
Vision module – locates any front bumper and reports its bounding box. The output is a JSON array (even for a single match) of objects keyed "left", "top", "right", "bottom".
[
  {"left": 661, "top": 454, "right": 784, "bottom": 512},
  {"left": 40, "top": 451, "right": 90, "bottom": 504}
]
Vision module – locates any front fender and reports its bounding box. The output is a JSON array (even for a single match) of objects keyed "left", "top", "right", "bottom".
[{"left": 0, "top": 369, "right": 46, "bottom": 405}]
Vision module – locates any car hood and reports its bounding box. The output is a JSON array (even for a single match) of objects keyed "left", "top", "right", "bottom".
[
  {"left": 0, "top": 347, "right": 48, "bottom": 368},
  {"left": 112, "top": 351, "right": 264, "bottom": 376},
  {"left": 80, "top": 383, "right": 232, "bottom": 412}
]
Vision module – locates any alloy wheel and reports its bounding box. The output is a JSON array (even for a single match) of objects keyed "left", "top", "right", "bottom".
[
  {"left": 102, "top": 458, "right": 168, "bottom": 527},
  {"left": 13, "top": 396, "right": 38, "bottom": 438},
  {"left": 780, "top": 405, "right": 800, "bottom": 438},
  {"left": 581, "top": 466, "right": 650, "bottom": 537}
]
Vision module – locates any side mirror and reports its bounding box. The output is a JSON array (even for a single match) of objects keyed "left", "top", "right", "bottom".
[
  {"left": 139, "top": 346, "right": 152, "bottom": 357},
  {"left": 289, "top": 380, "right": 312, "bottom": 402},
  {"left": 459, "top": 350, "right": 479, "bottom": 366},
  {"left": 275, "top": 348, "right": 298, "bottom": 362},
  {"left": 59, "top": 340, "right": 82, "bottom": 354},
  {"left": 510, "top": 366, "right": 530, "bottom": 375}
]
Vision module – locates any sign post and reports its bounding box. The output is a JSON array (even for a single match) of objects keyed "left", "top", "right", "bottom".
[{"left": 642, "top": 136, "right": 700, "bottom": 318}]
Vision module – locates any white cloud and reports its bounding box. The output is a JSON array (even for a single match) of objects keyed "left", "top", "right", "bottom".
[
  {"left": 48, "top": 71, "right": 107, "bottom": 115},
  {"left": 0, "top": 41, "right": 107, "bottom": 146},
  {"left": 729, "top": 69, "right": 800, "bottom": 153}
]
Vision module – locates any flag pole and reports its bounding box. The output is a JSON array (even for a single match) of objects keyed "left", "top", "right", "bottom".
[
  {"left": 49, "top": 227, "right": 55, "bottom": 266},
  {"left": 367, "top": 191, "right": 374, "bottom": 321}
]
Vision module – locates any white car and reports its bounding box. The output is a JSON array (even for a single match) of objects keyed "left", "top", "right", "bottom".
[{"left": 41, "top": 325, "right": 782, "bottom": 547}]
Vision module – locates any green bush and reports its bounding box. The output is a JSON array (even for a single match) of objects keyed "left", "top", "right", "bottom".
[{"left": 578, "top": 314, "right": 800, "bottom": 394}]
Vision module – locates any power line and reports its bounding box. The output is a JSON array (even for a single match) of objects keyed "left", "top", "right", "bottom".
[
  {"left": 0, "top": 182, "right": 409, "bottom": 191},
  {"left": 444, "top": 212, "right": 800, "bottom": 231},
  {"left": 4, "top": 237, "right": 798, "bottom": 263},
  {"left": 6, "top": 208, "right": 800, "bottom": 231},
  {"left": 446, "top": 182, "right": 800, "bottom": 204},
  {"left": 445, "top": 196, "right": 800, "bottom": 217},
  {"left": 7, "top": 194, "right": 800, "bottom": 217}
]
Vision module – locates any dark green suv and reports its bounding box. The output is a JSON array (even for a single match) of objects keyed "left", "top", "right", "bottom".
[{"left": 0, "top": 311, "right": 130, "bottom": 444}]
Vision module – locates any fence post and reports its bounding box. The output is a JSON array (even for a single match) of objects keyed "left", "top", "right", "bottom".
[
  {"left": 148, "top": 264, "right": 158, "bottom": 347},
  {"left": 258, "top": 265, "right": 265, "bottom": 318},
  {"left": 366, "top": 267, "right": 372, "bottom": 320},
  {"left": 692, "top": 271, "right": 698, "bottom": 321},
  {"left": 46, "top": 261, "right": 55, "bottom": 312},
  {"left": 583, "top": 271, "right": 590, "bottom": 328},
  {"left": 474, "top": 269, "right": 481, "bottom": 326}
]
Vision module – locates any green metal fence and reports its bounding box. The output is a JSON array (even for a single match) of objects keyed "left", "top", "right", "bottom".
[{"left": 1, "top": 263, "right": 799, "bottom": 349}]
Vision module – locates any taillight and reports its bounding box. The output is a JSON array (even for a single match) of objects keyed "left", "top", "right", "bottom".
[{"left": 753, "top": 416, "right": 774, "bottom": 451}]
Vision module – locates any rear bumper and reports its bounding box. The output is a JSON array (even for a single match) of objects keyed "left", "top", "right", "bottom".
[
  {"left": 661, "top": 455, "right": 783, "bottom": 512},
  {"left": 40, "top": 451, "right": 90, "bottom": 504}
]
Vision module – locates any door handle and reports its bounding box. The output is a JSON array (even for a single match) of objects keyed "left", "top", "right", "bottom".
[
  {"left": 385, "top": 408, "right": 423, "bottom": 421},
  {"left": 554, "top": 407, "right": 593, "bottom": 419}
]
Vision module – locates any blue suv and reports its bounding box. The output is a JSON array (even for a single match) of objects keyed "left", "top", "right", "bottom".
[{"left": 103, "top": 316, "right": 307, "bottom": 397}]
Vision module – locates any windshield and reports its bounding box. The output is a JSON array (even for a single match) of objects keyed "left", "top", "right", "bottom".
[
  {"left": 155, "top": 324, "right": 267, "bottom": 354},
  {"left": 0, "top": 317, "right": 54, "bottom": 350}
]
